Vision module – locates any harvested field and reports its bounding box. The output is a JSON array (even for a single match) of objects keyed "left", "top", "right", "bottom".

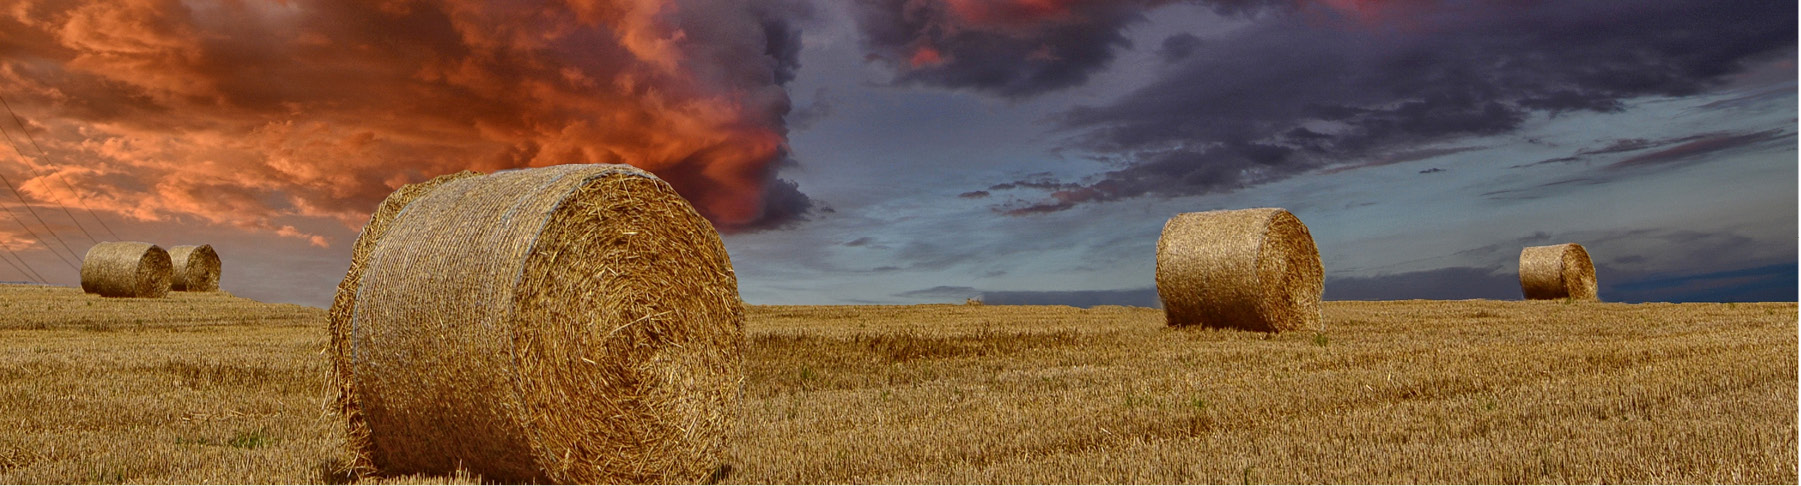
[{"left": 0, "top": 284, "right": 1794, "bottom": 483}]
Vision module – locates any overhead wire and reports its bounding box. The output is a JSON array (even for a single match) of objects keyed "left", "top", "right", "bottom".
[
  {"left": 0, "top": 125, "right": 97, "bottom": 246},
  {"left": 0, "top": 93, "right": 120, "bottom": 241},
  {"left": 0, "top": 124, "right": 84, "bottom": 272},
  {"left": 0, "top": 244, "right": 47, "bottom": 283},
  {"left": 0, "top": 192, "right": 75, "bottom": 273}
]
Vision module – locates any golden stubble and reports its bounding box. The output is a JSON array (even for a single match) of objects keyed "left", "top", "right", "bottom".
[{"left": 0, "top": 285, "right": 1794, "bottom": 484}]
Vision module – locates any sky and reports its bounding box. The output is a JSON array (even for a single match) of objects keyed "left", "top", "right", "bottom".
[{"left": 0, "top": 0, "right": 1794, "bottom": 308}]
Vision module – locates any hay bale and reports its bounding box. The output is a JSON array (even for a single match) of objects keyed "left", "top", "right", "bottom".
[
  {"left": 79, "top": 241, "right": 172, "bottom": 298},
  {"left": 1155, "top": 208, "right": 1323, "bottom": 332},
  {"left": 167, "top": 244, "right": 221, "bottom": 292},
  {"left": 329, "top": 164, "right": 744, "bottom": 484},
  {"left": 328, "top": 170, "right": 477, "bottom": 480},
  {"left": 1519, "top": 243, "right": 1597, "bottom": 300}
]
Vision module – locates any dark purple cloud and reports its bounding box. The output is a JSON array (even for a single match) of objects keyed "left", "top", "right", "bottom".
[
  {"left": 848, "top": 0, "right": 1161, "bottom": 98},
  {"left": 1156, "top": 33, "right": 1204, "bottom": 63},
  {"left": 723, "top": 176, "right": 819, "bottom": 232},
  {"left": 970, "top": 0, "right": 1796, "bottom": 214},
  {"left": 845, "top": 0, "right": 1322, "bottom": 98}
]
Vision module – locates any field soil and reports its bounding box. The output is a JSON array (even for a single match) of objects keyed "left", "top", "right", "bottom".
[{"left": 0, "top": 284, "right": 1794, "bottom": 483}]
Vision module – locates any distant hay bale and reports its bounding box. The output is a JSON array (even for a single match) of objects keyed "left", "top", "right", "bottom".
[
  {"left": 1519, "top": 243, "right": 1597, "bottom": 300},
  {"left": 167, "top": 244, "right": 221, "bottom": 292},
  {"left": 328, "top": 164, "right": 744, "bottom": 484},
  {"left": 1155, "top": 208, "right": 1323, "bottom": 332},
  {"left": 80, "top": 241, "right": 172, "bottom": 298}
]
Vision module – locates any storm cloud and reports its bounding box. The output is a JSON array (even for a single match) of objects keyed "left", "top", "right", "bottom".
[
  {"left": 977, "top": 0, "right": 1796, "bottom": 214},
  {"left": 0, "top": 0, "right": 817, "bottom": 248}
]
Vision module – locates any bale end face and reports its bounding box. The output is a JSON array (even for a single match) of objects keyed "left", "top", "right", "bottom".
[
  {"left": 1519, "top": 243, "right": 1597, "bottom": 301},
  {"left": 1156, "top": 208, "right": 1323, "bottom": 332},
  {"left": 80, "top": 241, "right": 173, "bottom": 298}
]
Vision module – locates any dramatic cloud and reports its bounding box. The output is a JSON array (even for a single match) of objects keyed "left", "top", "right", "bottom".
[
  {"left": 1481, "top": 128, "right": 1794, "bottom": 201},
  {"left": 976, "top": 0, "right": 1796, "bottom": 214},
  {"left": 0, "top": 0, "right": 816, "bottom": 247},
  {"left": 845, "top": 0, "right": 1471, "bottom": 98},
  {"left": 849, "top": 0, "right": 1171, "bottom": 98}
]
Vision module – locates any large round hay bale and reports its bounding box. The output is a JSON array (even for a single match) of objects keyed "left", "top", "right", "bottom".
[
  {"left": 167, "top": 244, "right": 221, "bottom": 292},
  {"left": 329, "top": 164, "right": 744, "bottom": 484},
  {"left": 79, "top": 241, "right": 172, "bottom": 298},
  {"left": 328, "top": 170, "right": 478, "bottom": 479},
  {"left": 1519, "top": 243, "right": 1597, "bottom": 300},
  {"left": 1155, "top": 208, "right": 1323, "bottom": 332}
]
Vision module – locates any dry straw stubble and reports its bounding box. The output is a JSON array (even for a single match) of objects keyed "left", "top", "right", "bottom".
[
  {"left": 1519, "top": 243, "right": 1598, "bottom": 300},
  {"left": 167, "top": 244, "right": 221, "bottom": 292},
  {"left": 329, "top": 164, "right": 744, "bottom": 483},
  {"left": 79, "top": 241, "right": 173, "bottom": 298},
  {"left": 1156, "top": 208, "right": 1323, "bottom": 332}
]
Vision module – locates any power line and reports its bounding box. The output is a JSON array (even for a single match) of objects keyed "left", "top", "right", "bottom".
[
  {"left": 0, "top": 128, "right": 85, "bottom": 269},
  {"left": 0, "top": 119, "right": 99, "bottom": 247},
  {"left": 0, "top": 244, "right": 46, "bottom": 283},
  {"left": 0, "top": 192, "right": 76, "bottom": 273},
  {"left": 0, "top": 93, "right": 120, "bottom": 241}
]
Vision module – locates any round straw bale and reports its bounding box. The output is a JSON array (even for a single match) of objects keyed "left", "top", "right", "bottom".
[
  {"left": 79, "top": 241, "right": 172, "bottom": 298},
  {"left": 329, "top": 164, "right": 744, "bottom": 484},
  {"left": 1518, "top": 243, "right": 1597, "bottom": 300},
  {"left": 167, "top": 244, "right": 221, "bottom": 292},
  {"left": 1155, "top": 208, "right": 1323, "bottom": 332}
]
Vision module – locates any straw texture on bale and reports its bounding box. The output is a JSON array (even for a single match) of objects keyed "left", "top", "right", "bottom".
[
  {"left": 1156, "top": 208, "right": 1323, "bottom": 333},
  {"left": 80, "top": 241, "right": 172, "bottom": 298},
  {"left": 167, "top": 244, "right": 221, "bottom": 292},
  {"left": 1519, "top": 243, "right": 1598, "bottom": 301},
  {"left": 328, "top": 164, "right": 744, "bottom": 484}
]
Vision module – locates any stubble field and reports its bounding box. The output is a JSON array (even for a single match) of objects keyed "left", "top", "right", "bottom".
[{"left": 0, "top": 284, "right": 1794, "bottom": 483}]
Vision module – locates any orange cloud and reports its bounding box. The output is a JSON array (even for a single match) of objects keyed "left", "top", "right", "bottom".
[
  {"left": 0, "top": 0, "right": 807, "bottom": 249},
  {"left": 910, "top": 46, "right": 946, "bottom": 67}
]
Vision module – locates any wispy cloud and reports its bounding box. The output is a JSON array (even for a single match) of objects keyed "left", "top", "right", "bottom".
[{"left": 1605, "top": 129, "right": 1790, "bottom": 170}]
